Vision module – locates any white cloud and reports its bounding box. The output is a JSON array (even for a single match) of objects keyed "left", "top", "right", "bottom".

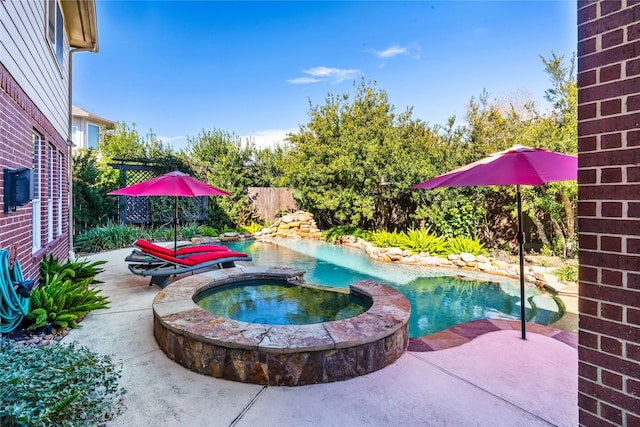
[
  {"left": 374, "top": 45, "right": 409, "bottom": 58},
  {"left": 287, "top": 66, "right": 360, "bottom": 84},
  {"left": 242, "top": 128, "right": 296, "bottom": 149},
  {"left": 370, "top": 43, "right": 421, "bottom": 60}
]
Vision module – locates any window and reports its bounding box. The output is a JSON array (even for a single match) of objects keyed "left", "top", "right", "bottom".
[
  {"left": 71, "top": 126, "right": 78, "bottom": 145},
  {"left": 47, "top": 0, "right": 64, "bottom": 70},
  {"left": 87, "top": 123, "right": 100, "bottom": 150},
  {"left": 58, "top": 152, "right": 63, "bottom": 236},
  {"left": 32, "top": 133, "right": 42, "bottom": 252},
  {"left": 48, "top": 144, "right": 54, "bottom": 242}
]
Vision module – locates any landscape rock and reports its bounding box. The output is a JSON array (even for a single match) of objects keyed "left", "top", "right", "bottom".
[
  {"left": 460, "top": 253, "right": 476, "bottom": 263},
  {"left": 257, "top": 211, "right": 323, "bottom": 240}
]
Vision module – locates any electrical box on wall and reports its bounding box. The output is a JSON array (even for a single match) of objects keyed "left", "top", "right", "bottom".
[{"left": 3, "top": 168, "right": 33, "bottom": 213}]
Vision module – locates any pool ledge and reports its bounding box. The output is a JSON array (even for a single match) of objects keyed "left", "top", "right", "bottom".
[
  {"left": 408, "top": 318, "right": 578, "bottom": 352},
  {"left": 152, "top": 266, "right": 411, "bottom": 386}
]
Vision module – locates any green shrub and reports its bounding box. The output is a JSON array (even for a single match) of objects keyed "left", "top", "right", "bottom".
[
  {"left": 25, "top": 274, "right": 110, "bottom": 330},
  {"left": 24, "top": 256, "right": 110, "bottom": 330},
  {"left": 74, "top": 223, "right": 147, "bottom": 253},
  {"left": 237, "top": 223, "right": 263, "bottom": 234},
  {"left": 220, "top": 225, "right": 237, "bottom": 234},
  {"left": 323, "top": 226, "right": 371, "bottom": 242},
  {"left": 444, "top": 236, "right": 488, "bottom": 256},
  {"left": 178, "top": 222, "right": 201, "bottom": 240},
  {"left": 200, "top": 226, "right": 219, "bottom": 237},
  {"left": 366, "top": 230, "right": 407, "bottom": 248},
  {"left": 398, "top": 228, "right": 447, "bottom": 255},
  {"left": 40, "top": 254, "right": 106, "bottom": 286},
  {"left": 0, "top": 341, "right": 126, "bottom": 426},
  {"left": 539, "top": 245, "right": 555, "bottom": 257},
  {"left": 552, "top": 263, "right": 578, "bottom": 283},
  {"left": 428, "top": 202, "right": 486, "bottom": 239},
  {"left": 151, "top": 226, "right": 175, "bottom": 242}
]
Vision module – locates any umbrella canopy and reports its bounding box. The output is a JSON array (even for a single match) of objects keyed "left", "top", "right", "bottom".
[
  {"left": 412, "top": 145, "right": 577, "bottom": 339},
  {"left": 108, "top": 171, "right": 230, "bottom": 255},
  {"left": 412, "top": 145, "right": 577, "bottom": 189},
  {"left": 108, "top": 171, "right": 230, "bottom": 197}
]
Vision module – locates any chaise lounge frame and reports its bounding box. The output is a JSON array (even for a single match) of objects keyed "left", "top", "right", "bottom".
[{"left": 125, "top": 242, "right": 252, "bottom": 288}]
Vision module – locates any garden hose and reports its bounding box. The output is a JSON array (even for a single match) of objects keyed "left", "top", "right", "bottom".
[{"left": 1, "top": 249, "right": 30, "bottom": 334}]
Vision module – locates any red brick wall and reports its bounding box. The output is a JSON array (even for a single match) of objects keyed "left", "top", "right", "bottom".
[
  {"left": 577, "top": 1, "right": 640, "bottom": 425},
  {"left": 1, "top": 63, "right": 70, "bottom": 282}
]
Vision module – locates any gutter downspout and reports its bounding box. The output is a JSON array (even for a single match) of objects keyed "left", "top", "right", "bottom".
[{"left": 67, "top": 45, "right": 96, "bottom": 261}]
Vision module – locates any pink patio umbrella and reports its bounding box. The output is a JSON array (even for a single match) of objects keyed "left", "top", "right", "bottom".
[
  {"left": 412, "top": 145, "right": 577, "bottom": 339},
  {"left": 108, "top": 171, "right": 230, "bottom": 256}
]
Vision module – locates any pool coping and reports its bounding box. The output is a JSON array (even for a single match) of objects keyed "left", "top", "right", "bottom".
[
  {"left": 408, "top": 318, "right": 578, "bottom": 352},
  {"left": 153, "top": 266, "right": 411, "bottom": 353}
]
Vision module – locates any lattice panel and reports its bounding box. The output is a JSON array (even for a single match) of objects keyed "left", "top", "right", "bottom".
[{"left": 113, "top": 165, "right": 209, "bottom": 224}]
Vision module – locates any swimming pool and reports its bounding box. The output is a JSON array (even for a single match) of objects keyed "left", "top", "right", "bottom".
[{"left": 224, "top": 239, "right": 565, "bottom": 338}]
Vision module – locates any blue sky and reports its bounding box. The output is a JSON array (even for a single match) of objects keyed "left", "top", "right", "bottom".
[{"left": 72, "top": 1, "right": 577, "bottom": 150}]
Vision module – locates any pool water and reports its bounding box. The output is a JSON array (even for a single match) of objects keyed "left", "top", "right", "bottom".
[
  {"left": 225, "top": 239, "right": 565, "bottom": 337},
  {"left": 195, "top": 279, "right": 370, "bottom": 325}
]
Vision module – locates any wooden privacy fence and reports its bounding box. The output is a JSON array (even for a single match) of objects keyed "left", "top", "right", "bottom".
[{"left": 247, "top": 187, "right": 297, "bottom": 222}]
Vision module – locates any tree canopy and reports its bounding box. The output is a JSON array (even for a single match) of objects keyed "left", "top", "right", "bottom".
[{"left": 74, "top": 53, "right": 577, "bottom": 257}]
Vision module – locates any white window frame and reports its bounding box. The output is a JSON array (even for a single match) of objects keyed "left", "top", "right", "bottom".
[
  {"left": 71, "top": 126, "right": 78, "bottom": 146},
  {"left": 32, "top": 133, "right": 42, "bottom": 252},
  {"left": 47, "top": 0, "right": 65, "bottom": 71},
  {"left": 87, "top": 123, "right": 100, "bottom": 150},
  {"left": 48, "top": 144, "right": 54, "bottom": 242},
  {"left": 58, "top": 151, "right": 63, "bottom": 236}
]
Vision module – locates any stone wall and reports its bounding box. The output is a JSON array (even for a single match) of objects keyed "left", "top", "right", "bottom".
[
  {"left": 152, "top": 268, "right": 410, "bottom": 386},
  {"left": 255, "top": 210, "right": 323, "bottom": 239},
  {"left": 337, "top": 235, "right": 566, "bottom": 292}
]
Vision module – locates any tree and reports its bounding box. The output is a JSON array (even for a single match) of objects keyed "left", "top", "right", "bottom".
[
  {"left": 451, "top": 53, "right": 578, "bottom": 256},
  {"left": 72, "top": 150, "right": 119, "bottom": 236},
  {"left": 526, "top": 52, "right": 578, "bottom": 257},
  {"left": 282, "top": 79, "right": 441, "bottom": 230},
  {"left": 100, "top": 122, "right": 147, "bottom": 159},
  {"left": 185, "top": 129, "right": 256, "bottom": 227}
]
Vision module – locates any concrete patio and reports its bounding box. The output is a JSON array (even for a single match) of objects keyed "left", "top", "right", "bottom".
[{"left": 65, "top": 247, "right": 578, "bottom": 427}]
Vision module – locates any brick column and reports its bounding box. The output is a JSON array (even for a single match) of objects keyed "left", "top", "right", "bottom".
[{"left": 577, "top": 1, "right": 640, "bottom": 425}]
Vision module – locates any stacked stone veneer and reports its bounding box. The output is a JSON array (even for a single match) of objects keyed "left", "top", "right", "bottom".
[
  {"left": 152, "top": 266, "right": 410, "bottom": 386},
  {"left": 256, "top": 211, "right": 323, "bottom": 239},
  {"left": 577, "top": 1, "right": 640, "bottom": 425}
]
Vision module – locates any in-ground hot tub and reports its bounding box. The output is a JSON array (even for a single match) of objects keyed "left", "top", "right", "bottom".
[{"left": 152, "top": 266, "right": 410, "bottom": 386}]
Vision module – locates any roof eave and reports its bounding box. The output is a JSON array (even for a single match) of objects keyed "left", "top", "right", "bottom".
[{"left": 61, "top": 0, "right": 99, "bottom": 52}]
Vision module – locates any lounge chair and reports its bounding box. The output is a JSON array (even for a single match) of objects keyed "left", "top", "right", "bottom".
[
  {"left": 126, "top": 245, "right": 252, "bottom": 288},
  {"left": 133, "top": 239, "right": 229, "bottom": 257}
]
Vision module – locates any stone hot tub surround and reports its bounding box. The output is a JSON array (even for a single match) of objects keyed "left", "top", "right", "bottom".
[{"left": 152, "top": 266, "right": 410, "bottom": 386}]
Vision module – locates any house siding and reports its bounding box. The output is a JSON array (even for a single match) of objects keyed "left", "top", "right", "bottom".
[
  {"left": 1, "top": 0, "right": 70, "bottom": 139},
  {"left": 577, "top": 1, "right": 640, "bottom": 425},
  {"left": 1, "top": 0, "right": 72, "bottom": 282}
]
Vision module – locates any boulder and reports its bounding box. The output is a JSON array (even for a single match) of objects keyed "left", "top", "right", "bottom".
[
  {"left": 476, "top": 255, "right": 490, "bottom": 264},
  {"left": 460, "top": 252, "right": 476, "bottom": 263},
  {"left": 477, "top": 262, "right": 494, "bottom": 271}
]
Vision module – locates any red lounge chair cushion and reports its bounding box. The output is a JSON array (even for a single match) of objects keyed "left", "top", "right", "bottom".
[
  {"left": 134, "top": 239, "right": 229, "bottom": 256},
  {"left": 138, "top": 249, "right": 249, "bottom": 267},
  {"left": 185, "top": 251, "right": 249, "bottom": 265}
]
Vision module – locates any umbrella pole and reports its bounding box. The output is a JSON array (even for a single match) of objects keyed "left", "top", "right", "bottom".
[
  {"left": 516, "top": 185, "right": 526, "bottom": 340},
  {"left": 174, "top": 197, "right": 178, "bottom": 257}
]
